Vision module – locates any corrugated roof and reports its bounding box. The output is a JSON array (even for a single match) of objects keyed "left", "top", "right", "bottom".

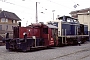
[
  {"left": 0, "top": 11, "right": 21, "bottom": 20},
  {"left": 46, "top": 24, "right": 58, "bottom": 29},
  {"left": 70, "top": 7, "right": 90, "bottom": 14}
]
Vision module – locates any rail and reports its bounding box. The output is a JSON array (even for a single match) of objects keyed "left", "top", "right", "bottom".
[{"left": 59, "top": 35, "right": 89, "bottom": 38}]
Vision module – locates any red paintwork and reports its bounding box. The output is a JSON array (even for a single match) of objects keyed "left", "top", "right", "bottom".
[
  {"left": 42, "top": 34, "right": 48, "bottom": 39},
  {"left": 13, "top": 23, "right": 57, "bottom": 47},
  {"left": 42, "top": 28, "right": 54, "bottom": 46},
  {"left": 19, "top": 27, "right": 40, "bottom": 38},
  {"left": 48, "top": 29, "right": 54, "bottom": 46}
]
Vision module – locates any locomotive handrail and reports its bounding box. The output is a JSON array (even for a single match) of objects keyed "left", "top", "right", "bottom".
[
  {"left": 65, "top": 29, "right": 67, "bottom": 44},
  {"left": 48, "top": 34, "right": 49, "bottom": 40},
  {"left": 32, "top": 36, "right": 36, "bottom": 47},
  {"left": 59, "top": 34, "right": 89, "bottom": 38},
  {"left": 62, "top": 29, "right": 64, "bottom": 44}
]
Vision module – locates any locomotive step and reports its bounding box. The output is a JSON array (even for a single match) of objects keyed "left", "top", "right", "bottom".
[{"left": 31, "top": 46, "right": 47, "bottom": 48}]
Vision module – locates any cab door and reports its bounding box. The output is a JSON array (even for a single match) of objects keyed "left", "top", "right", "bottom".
[
  {"left": 48, "top": 28, "right": 54, "bottom": 46},
  {"left": 52, "top": 29, "right": 58, "bottom": 46},
  {"left": 42, "top": 27, "right": 49, "bottom": 46}
]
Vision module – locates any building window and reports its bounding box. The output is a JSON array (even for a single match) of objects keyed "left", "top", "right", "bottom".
[
  {"left": 1, "top": 18, "right": 6, "bottom": 22},
  {"left": 6, "top": 19, "right": 8, "bottom": 22},
  {"left": 1, "top": 18, "right": 8, "bottom": 22},
  {"left": 12, "top": 26, "right": 14, "bottom": 30},
  {"left": 6, "top": 25, "right": 8, "bottom": 30},
  {"left": 12, "top": 20, "right": 15, "bottom": 23}
]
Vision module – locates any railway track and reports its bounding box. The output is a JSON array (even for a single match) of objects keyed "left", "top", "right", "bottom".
[{"left": 49, "top": 48, "right": 90, "bottom": 60}]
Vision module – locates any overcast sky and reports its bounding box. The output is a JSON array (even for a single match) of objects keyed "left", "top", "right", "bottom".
[{"left": 0, "top": 0, "right": 90, "bottom": 26}]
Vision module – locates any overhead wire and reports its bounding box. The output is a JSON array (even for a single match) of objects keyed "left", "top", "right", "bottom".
[
  {"left": 70, "top": 0, "right": 76, "bottom": 4},
  {"left": 70, "top": 0, "right": 79, "bottom": 9},
  {"left": 0, "top": 0, "right": 36, "bottom": 11},
  {"left": 0, "top": 0, "right": 37, "bottom": 21},
  {"left": 0, "top": 0, "right": 46, "bottom": 15},
  {"left": 0, "top": 0, "right": 52, "bottom": 25}
]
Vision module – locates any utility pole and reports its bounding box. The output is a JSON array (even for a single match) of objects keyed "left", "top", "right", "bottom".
[
  {"left": 26, "top": 20, "right": 28, "bottom": 26},
  {"left": 36, "top": 2, "right": 38, "bottom": 23},
  {"left": 52, "top": 10, "right": 55, "bottom": 20}
]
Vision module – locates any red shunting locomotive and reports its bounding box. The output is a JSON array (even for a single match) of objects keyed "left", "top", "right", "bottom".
[{"left": 4, "top": 23, "right": 58, "bottom": 51}]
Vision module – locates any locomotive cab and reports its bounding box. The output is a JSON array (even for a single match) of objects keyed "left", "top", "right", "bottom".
[{"left": 42, "top": 24, "right": 58, "bottom": 46}]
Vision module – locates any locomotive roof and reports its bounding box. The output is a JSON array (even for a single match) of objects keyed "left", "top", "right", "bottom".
[
  {"left": 46, "top": 24, "right": 58, "bottom": 29},
  {"left": 58, "top": 16, "right": 78, "bottom": 20}
]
